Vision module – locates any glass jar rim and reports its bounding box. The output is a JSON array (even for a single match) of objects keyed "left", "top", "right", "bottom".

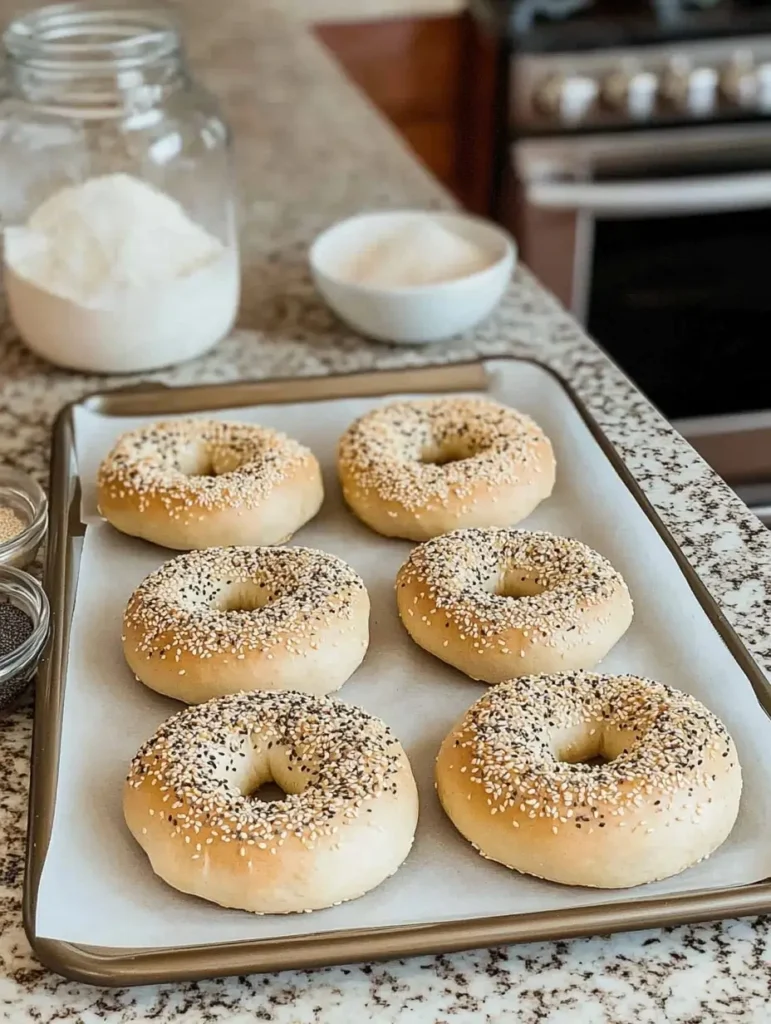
[
  {"left": 3, "top": 1, "right": 180, "bottom": 72},
  {"left": 0, "top": 565, "right": 50, "bottom": 681}
]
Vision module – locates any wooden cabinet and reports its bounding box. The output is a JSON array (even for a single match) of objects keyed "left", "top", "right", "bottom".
[{"left": 315, "top": 13, "right": 499, "bottom": 213}]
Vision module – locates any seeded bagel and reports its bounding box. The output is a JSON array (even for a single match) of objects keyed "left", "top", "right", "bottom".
[
  {"left": 337, "top": 397, "right": 555, "bottom": 541},
  {"left": 436, "top": 672, "right": 742, "bottom": 887},
  {"left": 396, "top": 528, "right": 633, "bottom": 683},
  {"left": 98, "top": 418, "right": 323, "bottom": 549},
  {"left": 123, "top": 546, "right": 370, "bottom": 703},
  {"left": 125, "top": 689, "right": 419, "bottom": 913}
]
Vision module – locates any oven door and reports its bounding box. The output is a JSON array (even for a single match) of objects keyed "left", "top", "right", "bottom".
[{"left": 514, "top": 124, "right": 771, "bottom": 520}]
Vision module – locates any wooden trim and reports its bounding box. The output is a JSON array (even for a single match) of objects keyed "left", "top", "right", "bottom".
[
  {"left": 314, "top": 17, "right": 465, "bottom": 123},
  {"left": 315, "top": 14, "right": 500, "bottom": 205},
  {"left": 456, "top": 10, "right": 501, "bottom": 215}
]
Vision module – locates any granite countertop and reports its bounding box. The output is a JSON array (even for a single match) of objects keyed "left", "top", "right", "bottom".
[{"left": 1, "top": 2, "right": 771, "bottom": 1021}]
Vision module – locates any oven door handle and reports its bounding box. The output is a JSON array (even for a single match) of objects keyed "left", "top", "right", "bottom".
[{"left": 525, "top": 171, "right": 771, "bottom": 217}]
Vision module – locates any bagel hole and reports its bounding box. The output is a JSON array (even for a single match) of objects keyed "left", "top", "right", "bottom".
[
  {"left": 556, "top": 735, "right": 617, "bottom": 767},
  {"left": 496, "top": 571, "right": 547, "bottom": 599},
  {"left": 419, "top": 441, "right": 473, "bottom": 467},
  {"left": 563, "top": 753, "right": 611, "bottom": 767},
  {"left": 188, "top": 456, "right": 217, "bottom": 478},
  {"left": 219, "top": 582, "right": 273, "bottom": 613},
  {"left": 179, "top": 442, "right": 242, "bottom": 478},
  {"left": 175, "top": 442, "right": 218, "bottom": 478},
  {"left": 554, "top": 730, "right": 616, "bottom": 767},
  {"left": 248, "top": 781, "right": 287, "bottom": 804}
]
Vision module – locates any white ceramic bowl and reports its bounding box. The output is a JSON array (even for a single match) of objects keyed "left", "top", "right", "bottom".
[{"left": 309, "top": 210, "right": 516, "bottom": 345}]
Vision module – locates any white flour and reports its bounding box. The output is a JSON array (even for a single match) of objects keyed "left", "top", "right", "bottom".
[
  {"left": 344, "top": 216, "right": 492, "bottom": 288},
  {"left": 3, "top": 174, "right": 239, "bottom": 373}
]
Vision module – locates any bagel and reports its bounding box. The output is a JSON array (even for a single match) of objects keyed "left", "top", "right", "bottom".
[
  {"left": 337, "top": 397, "right": 555, "bottom": 541},
  {"left": 436, "top": 672, "right": 742, "bottom": 888},
  {"left": 125, "top": 690, "right": 419, "bottom": 913},
  {"left": 98, "top": 418, "right": 323, "bottom": 549},
  {"left": 123, "top": 546, "right": 370, "bottom": 703},
  {"left": 396, "top": 528, "right": 633, "bottom": 683}
]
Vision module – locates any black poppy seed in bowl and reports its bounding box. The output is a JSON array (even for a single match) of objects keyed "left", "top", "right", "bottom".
[
  {"left": 0, "top": 600, "right": 35, "bottom": 709},
  {"left": 0, "top": 601, "right": 33, "bottom": 656}
]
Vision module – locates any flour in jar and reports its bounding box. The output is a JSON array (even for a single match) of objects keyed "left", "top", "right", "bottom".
[{"left": 3, "top": 173, "right": 239, "bottom": 373}]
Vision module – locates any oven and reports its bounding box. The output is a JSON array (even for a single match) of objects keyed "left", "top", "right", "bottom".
[
  {"left": 496, "top": 17, "right": 771, "bottom": 523},
  {"left": 515, "top": 124, "right": 771, "bottom": 417}
]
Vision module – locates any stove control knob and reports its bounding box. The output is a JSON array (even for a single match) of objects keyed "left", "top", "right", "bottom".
[
  {"left": 533, "top": 74, "right": 564, "bottom": 116},
  {"left": 663, "top": 59, "right": 718, "bottom": 115},
  {"left": 534, "top": 74, "right": 598, "bottom": 123},
  {"left": 755, "top": 63, "right": 771, "bottom": 111},
  {"left": 603, "top": 69, "right": 658, "bottom": 119},
  {"left": 720, "top": 52, "right": 757, "bottom": 106},
  {"left": 558, "top": 74, "right": 599, "bottom": 123},
  {"left": 686, "top": 66, "right": 719, "bottom": 115}
]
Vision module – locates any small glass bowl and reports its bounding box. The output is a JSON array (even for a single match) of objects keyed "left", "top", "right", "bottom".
[
  {"left": 0, "top": 467, "right": 47, "bottom": 570},
  {"left": 0, "top": 565, "right": 50, "bottom": 713}
]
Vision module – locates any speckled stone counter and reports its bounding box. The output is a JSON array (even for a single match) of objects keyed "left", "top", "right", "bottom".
[{"left": 1, "top": 3, "right": 771, "bottom": 1022}]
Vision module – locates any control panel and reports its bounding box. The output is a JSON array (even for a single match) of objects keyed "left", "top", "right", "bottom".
[{"left": 513, "top": 37, "right": 771, "bottom": 131}]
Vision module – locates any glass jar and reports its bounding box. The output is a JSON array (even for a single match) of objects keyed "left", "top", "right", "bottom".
[
  {"left": 0, "top": 466, "right": 48, "bottom": 570},
  {"left": 0, "top": 1, "right": 240, "bottom": 373},
  {"left": 0, "top": 565, "right": 50, "bottom": 714}
]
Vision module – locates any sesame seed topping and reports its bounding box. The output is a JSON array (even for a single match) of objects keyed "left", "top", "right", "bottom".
[
  {"left": 98, "top": 419, "right": 316, "bottom": 521},
  {"left": 398, "top": 527, "right": 631, "bottom": 640},
  {"left": 128, "top": 690, "right": 404, "bottom": 842},
  {"left": 338, "top": 397, "right": 552, "bottom": 513},
  {"left": 448, "top": 671, "right": 736, "bottom": 823},
  {"left": 124, "top": 546, "right": 366, "bottom": 658}
]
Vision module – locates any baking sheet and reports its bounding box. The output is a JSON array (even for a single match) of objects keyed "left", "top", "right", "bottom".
[{"left": 35, "top": 359, "right": 771, "bottom": 949}]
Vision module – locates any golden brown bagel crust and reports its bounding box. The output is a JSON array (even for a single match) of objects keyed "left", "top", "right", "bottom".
[
  {"left": 436, "top": 672, "right": 742, "bottom": 888},
  {"left": 397, "top": 528, "right": 633, "bottom": 683},
  {"left": 125, "top": 690, "right": 419, "bottom": 913},
  {"left": 98, "top": 418, "right": 323, "bottom": 549},
  {"left": 337, "top": 397, "right": 555, "bottom": 541},
  {"left": 123, "top": 546, "right": 370, "bottom": 703}
]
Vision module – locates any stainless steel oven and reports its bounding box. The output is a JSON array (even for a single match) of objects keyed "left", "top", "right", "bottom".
[{"left": 505, "top": 31, "right": 771, "bottom": 523}]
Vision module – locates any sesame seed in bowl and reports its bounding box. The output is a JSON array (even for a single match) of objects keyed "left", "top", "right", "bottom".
[{"left": 0, "top": 466, "right": 47, "bottom": 571}]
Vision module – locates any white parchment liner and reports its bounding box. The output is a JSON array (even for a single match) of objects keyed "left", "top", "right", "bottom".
[{"left": 35, "top": 360, "right": 771, "bottom": 948}]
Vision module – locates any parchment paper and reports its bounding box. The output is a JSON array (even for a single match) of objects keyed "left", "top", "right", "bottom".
[{"left": 36, "top": 360, "right": 771, "bottom": 949}]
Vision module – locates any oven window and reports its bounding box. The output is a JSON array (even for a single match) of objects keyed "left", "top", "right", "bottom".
[{"left": 587, "top": 207, "right": 771, "bottom": 420}]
